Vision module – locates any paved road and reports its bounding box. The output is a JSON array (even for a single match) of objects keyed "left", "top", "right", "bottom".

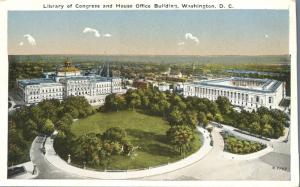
[
  {"left": 221, "top": 124, "right": 290, "bottom": 171},
  {"left": 30, "top": 137, "right": 85, "bottom": 179},
  {"left": 30, "top": 127, "right": 290, "bottom": 180},
  {"left": 142, "top": 128, "right": 290, "bottom": 180}
]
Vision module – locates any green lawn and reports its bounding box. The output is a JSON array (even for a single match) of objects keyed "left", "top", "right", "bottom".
[{"left": 71, "top": 110, "right": 201, "bottom": 170}]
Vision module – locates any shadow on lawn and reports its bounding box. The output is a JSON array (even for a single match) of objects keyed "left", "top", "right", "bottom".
[{"left": 126, "top": 128, "right": 178, "bottom": 156}]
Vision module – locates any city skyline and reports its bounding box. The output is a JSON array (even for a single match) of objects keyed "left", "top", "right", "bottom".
[{"left": 8, "top": 10, "right": 289, "bottom": 56}]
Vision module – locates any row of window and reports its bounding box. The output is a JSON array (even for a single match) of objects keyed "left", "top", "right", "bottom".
[
  {"left": 190, "top": 87, "right": 273, "bottom": 104},
  {"left": 194, "top": 87, "right": 250, "bottom": 101},
  {"left": 29, "top": 93, "right": 63, "bottom": 100},
  {"left": 29, "top": 88, "right": 64, "bottom": 95}
]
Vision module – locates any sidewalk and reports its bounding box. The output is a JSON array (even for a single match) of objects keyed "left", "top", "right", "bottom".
[{"left": 44, "top": 127, "right": 212, "bottom": 179}]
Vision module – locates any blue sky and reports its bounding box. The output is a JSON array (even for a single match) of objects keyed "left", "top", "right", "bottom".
[{"left": 8, "top": 10, "right": 289, "bottom": 55}]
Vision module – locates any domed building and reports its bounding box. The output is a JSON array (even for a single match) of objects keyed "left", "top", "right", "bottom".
[
  {"left": 17, "top": 59, "right": 125, "bottom": 106},
  {"left": 56, "top": 60, "right": 81, "bottom": 77}
]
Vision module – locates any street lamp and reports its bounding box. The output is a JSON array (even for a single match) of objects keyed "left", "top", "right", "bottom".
[{"left": 67, "top": 154, "right": 71, "bottom": 164}]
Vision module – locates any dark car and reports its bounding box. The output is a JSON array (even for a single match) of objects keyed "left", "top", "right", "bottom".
[{"left": 7, "top": 166, "right": 26, "bottom": 178}]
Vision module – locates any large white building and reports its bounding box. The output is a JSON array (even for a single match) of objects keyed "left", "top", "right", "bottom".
[
  {"left": 17, "top": 60, "right": 123, "bottom": 106},
  {"left": 183, "top": 77, "right": 286, "bottom": 110}
]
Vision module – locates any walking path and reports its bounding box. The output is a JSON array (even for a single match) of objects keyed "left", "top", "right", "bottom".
[{"left": 43, "top": 127, "right": 213, "bottom": 179}]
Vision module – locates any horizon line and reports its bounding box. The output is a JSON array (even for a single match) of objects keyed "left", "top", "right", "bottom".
[{"left": 8, "top": 53, "right": 290, "bottom": 57}]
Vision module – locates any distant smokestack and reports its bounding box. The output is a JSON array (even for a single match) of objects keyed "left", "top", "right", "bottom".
[{"left": 107, "top": 63, "right": 109, "bottom": 78}]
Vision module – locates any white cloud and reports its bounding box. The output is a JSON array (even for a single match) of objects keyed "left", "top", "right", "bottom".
[
  {"left": 18, "top": 41, "right": 24, "bottom": 46},
  {"left": 24, "top": 34, "right": 36, "bottom": 46},
  {"left": 83, "top": 27, "right": 100, "bottom": 37},
  {"left": 177, "top": 42, "right": 185, "bottom": 46},
  {"left": 185, "top": 33, "right": 199, "bottom": 44},
  {"left": 103, "top": 33, "right": 112, "bottom": 38}
]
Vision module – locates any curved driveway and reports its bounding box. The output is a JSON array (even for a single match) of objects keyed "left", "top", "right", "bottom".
[
  {"left": 30, "top": 137, "right": 85, "bottom": 179},
  {"left": 143, "top": 128, "right": 290, "bottom": 180},
  {"left": 30, "top": 127, "right": 290, "bottom": 180}
]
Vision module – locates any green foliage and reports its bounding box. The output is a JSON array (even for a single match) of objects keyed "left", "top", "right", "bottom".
[
  {"left": 74, "top": 127, "right": 133, "bottom": 166},
  {"left": 42, "top": 119, "right": 55, "bottom": 136},
  {"left": 214, "top": 113, "right": 224, "bottom": 123},
  {"left": 8, "top": 96, "right": 95, "bottom": 166},
  {"left": 102, "top": 127, "right": 126, "bottom": 142},
  {"left": 104, "top": 94, "right": 126, "bottom": 112},
  {"left": 70, "top": 110, "right": 200, "bottom": 169},
  {"left": 216, "top": 96, "right": 232, "bottom": 115},
  {"left": 166, "top": 125, "right": 195, "bottom": 156},
  {"left": 223, "top": 134, "right": 266, "bottom": 154},
  {"left": 8, "top": 121, "right": 30, "bottom": 166},
  {"left": 222, "top": 106, "right": 287, "bottom": 138},
  {"left": 23, "top": 119, "right": 38, "bottom": 140}
]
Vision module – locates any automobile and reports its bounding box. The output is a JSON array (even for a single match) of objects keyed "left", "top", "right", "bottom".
[
  {"left": 7, "top": 166, "right": 26, "bottom": 178},
  {"left": 13, "top": 104, "right": 22, "bottom": 108},
  {"left": 40, "top": 147, "right": 46, "bottom": 154}
]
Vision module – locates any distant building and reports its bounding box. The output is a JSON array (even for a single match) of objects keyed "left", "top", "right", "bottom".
[
  {"left": 132, "top": 80, "right": 148, "bottom": 89},
  {"left": 169, "top": 70, "right": 183, "bottom": 78},
  {"left": 183, "top": 77, "right": 286, "bottom": 110},
  {"left": 17, "top": 60, "right": 123, "bottom": 106},
  {"left": 156, "top": 82, "right": 172, "bottom": 92},
  {"left": 161, "top": 67, "right": 183, "bottom": 78}
]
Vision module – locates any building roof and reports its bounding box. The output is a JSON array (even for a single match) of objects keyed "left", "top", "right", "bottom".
[
  {"left": 18, "top": 78, "right": 62, "bottom": 87},
  {"left": 190, "top": 77, "right": 283, "bottom": 93}
]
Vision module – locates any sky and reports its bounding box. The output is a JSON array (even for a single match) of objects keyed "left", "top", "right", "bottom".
[{"left": 8, "top": 10, "right": 289, "bottom": 55}]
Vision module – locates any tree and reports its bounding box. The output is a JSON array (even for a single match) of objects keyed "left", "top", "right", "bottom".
[
  {"left": 104, "top": 94, "right": 126, "bottom": 112},
  {"left": 166, "top": 125, "right": 195, "bottom": 156},
  {"left": 23, "top": 119, "right": 38, "bottom": 140},
  {"left": 102, "top": 127, "right": 126, "bottom": 142},
  {"left": 249, "top": 122, "right": 260, "bottom": 134},
  {"left": 262, "top": 124, "right": 274, "bottom": 137},
  {"left": 168, "top": 107, "right": 184, "bottom": 125},
  {"left": 42, "top": 119, "right": 55, "bottom": 136},
  {"left": 55, "top": 120, "right": 70, "bottom": 132},
  {"left": 208, "top": 102, "right": 219, "bottom": 116},
  {"left": 8, "top": 121, "right": 27, "bottom": 166},
  {"left": 184, "top": 110, "right": 198, "bottom": 128},
  {"left": 76, "top": 133, "right": 102, "bottom": 165},
  {"left": 206, "top": 112, "right": 213, "bottom": 121},
  {"left": 158, "top": 99, "right": 170, "bottom": 117},
  {"left": 214, "top": 113, "right": 224, "bottom": 123},
  {"left": 126, "top": 92, "right": 141, "bottom": 110},
  {"left": 216, "top": 96, "right": 232, "bottom": 115},
  {"left": 66, "top": 106, "right": 79, "bottom": 119},
  {"left": 102, "top": 141, "right": 123, "bottom": 155},
  {"left": 197, "top": 112, "right": 208, "bottom": 126}
]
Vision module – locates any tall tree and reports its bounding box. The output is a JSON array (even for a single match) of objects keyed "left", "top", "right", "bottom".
[{"left": 166, "top": 125, "right": 195, "bottom": 156}]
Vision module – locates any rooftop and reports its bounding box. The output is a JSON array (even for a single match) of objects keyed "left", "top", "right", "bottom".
[
  {"left": 18, "top": 78, "right": 59, "bottom": 86},
  {"left": 192, "top": 77, "right": 283, "bottom": 93}
]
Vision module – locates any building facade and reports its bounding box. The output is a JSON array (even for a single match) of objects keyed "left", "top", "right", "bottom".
[
  {"left": 183, "top": 77, "right": 285, "bottom": 110},
  {"left": 17, "top": 61, "right": 123, "bottom": 106}
]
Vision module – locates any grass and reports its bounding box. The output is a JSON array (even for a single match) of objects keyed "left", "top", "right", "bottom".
[{"left": 71, "top": 110, "right": 201, "bottom": 170}]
